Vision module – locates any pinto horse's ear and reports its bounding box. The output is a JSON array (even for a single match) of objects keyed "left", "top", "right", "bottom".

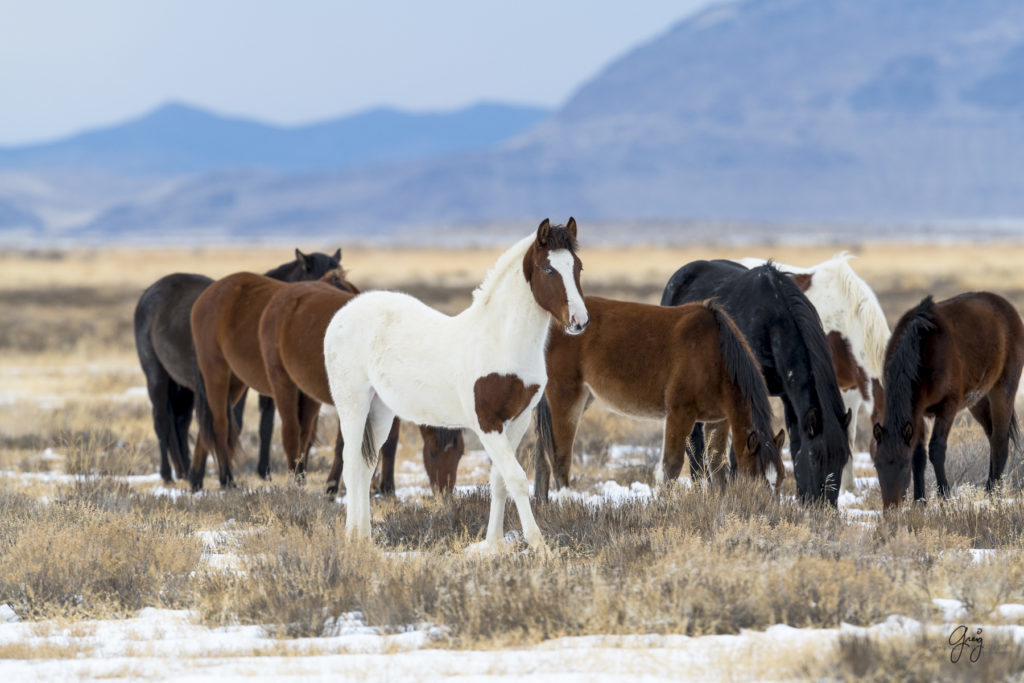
[
  {"left": 565, "top": 216, "right": 577, "bottom": 241},
  {"left": 773, "top": 429, "right": 786, "bottom": 450},
  {"left": 873, "top": 423, "right": 883, "bottom": 443},
  {"left": 842, "top": 408, "right": 853, "bottom": 431},
  {"left": 901, "top": 421, "right": 914, "bottom": 445},
  {"left": 332, "top": 248, "right": 342, "bottom": 262},
  {"left": 746, "top": 431, "right": 759, "bottom": 454},
  {"left": 295, "top": 249, "right": 311, "bottom": 271},
  {"left": 537, "top": 218, "right": 551, "bottom": 247}
]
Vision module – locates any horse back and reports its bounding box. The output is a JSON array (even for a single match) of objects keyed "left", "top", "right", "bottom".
[
  {"left": 192, "top": 272, "right": 288, "bottom": 395},
  {"left": 936, "top": 292, "right": 1024, "bottom": 396},
  {"left": 261, "top": 281, "right": 355, "bottom": 405},
  {"left": 136, "top": 272, "right": 213, "bottom": 389}
]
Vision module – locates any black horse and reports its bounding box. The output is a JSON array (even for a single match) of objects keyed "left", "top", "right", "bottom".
[
  {"left": 661, "top": 260, "right": 851, "bottom": 505},
  {"left": 134, "top": 249, "right": 343, "bottom": 483}
]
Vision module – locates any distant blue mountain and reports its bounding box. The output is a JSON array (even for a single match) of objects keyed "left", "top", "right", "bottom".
[{"left": 0, "top": 101, "right": 550, "bottom": 175}]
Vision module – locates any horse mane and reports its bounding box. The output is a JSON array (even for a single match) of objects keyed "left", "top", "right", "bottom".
[
  {"left": 703, "top": 299, "right": 778, "bottom": 474},
  {"left": 759, "top": 263, "right": 849, "bottom": 468},
  {"left": 883, "top": 296, "right": 939, "bottom": 430},
  {"left": 818, "top": 253, "right": 890, "bottom": 379},
  {"left": 471, "top": 225, "right": 577, "bottom": 307}
]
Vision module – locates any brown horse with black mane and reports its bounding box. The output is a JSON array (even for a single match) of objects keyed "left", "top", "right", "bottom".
[
  {"left": 873, "top": 292, "right": 1024, "bottom": 508},
  {"left": 534, "top": 296, "right": 785, "bottom": 500},
  {"left": 258, "top": 280, "right": 464, "bottom": 495},
  {"left": 190, "top": 268, "right": 357, "bottom": 489}
]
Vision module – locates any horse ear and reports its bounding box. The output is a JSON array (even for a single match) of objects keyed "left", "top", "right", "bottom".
[
  {"left": 295, "top": 249, "right": 311, "bottom": 271},
  {"left": 873, "top": 423, "right": 883, "bottom": 443},
  {"left": 565, "top": 216, "right": 577, "bottom": 241},
  {"left": 746, "top": 431, "right": 759, "bottom": 454},
  {"left": 773, "top": 429, "right": 786, "bottom": 450},
  {"left": 536, "top": 218, "right": 551, "bottom": 247},
  {"left": 842, "top": 408, "right": 853, "bottom": 431},
  {"left": 332, "top": 248, "right": 342, "bottom": 262},
  {"left": 901, "top": 422, "right": 914, "bottom": 445}
]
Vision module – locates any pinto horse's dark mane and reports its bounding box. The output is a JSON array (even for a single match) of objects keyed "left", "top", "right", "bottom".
[
  {"left": 883, "top": 296, "right": 939, "bottom": 430},
  {"left": 758, "top": 263, "right": 849, "bottom": 472},
  {"left": 703, "top": 299, "right": 776, "bottom": 473}
]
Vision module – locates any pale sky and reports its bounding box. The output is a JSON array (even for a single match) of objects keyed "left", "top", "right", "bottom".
[{"left": 0, "top": 0, "right": 723, "bottom": 146}]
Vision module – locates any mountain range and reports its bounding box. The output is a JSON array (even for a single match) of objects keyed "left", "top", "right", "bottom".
[{"left": 3, "top": 0, "right": 1024, "bottom": 245}]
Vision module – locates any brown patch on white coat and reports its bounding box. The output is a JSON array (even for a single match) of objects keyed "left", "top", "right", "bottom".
[{"left": 474, "top": 373, "right": 540, "bottom": 434}]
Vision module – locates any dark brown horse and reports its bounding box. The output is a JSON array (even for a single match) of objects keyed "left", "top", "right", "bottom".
[
  {"left": 535, "top": 296, "right": 785, "bottom": 500},
  {"left": 133, "top": 249, "right": 343, "bottom": 482},
  {"left": 189, "top": 268, "right": 356, "bottom": 489},
  {"left": 873, "top": 293, "right": 1024, "bottom": 508},
  {"left": 258, "top": 280, "right": 465, "bottom": 494}
]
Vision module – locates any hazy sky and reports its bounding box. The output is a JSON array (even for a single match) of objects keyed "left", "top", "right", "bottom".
[{"left": 0, "top": 0, "right": 722, "bottom": 146}]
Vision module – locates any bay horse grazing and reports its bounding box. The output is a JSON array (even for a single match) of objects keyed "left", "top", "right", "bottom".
[
  {"left": 872, "top": 293, "right": 1024, "bottom": 508},
  {"left": 533, "top": 297, "right": 785, "bottom": 500},
  {"left": 133, "top": 249, "right": 342, "bottom": 482},
  {"left": 190, "top": 267, "right": 356, "bottom": 490},
  {"left": 738, "top": 254, "right": 891, "bottom": 492},
  {"left": 324, "top": 219, "right": 587, "bottom": 552},
  {"left": 661, "top": 261, "right": 852, "bottom": 505},
  {"left": 257, "top": 280, "right": 465, "bottom": 494}
]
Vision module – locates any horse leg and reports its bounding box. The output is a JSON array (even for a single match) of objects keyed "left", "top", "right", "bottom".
[
  {"left": 191, "top": 355, "right": 236, "bottom": 490},
  {"left": 548, "top": 387, "right": 587, "bottom": 495},
  {"left": 142, "top": 363, "right": 176, "bottom": 483},
  {"left": 928, "top": 404, "right": 957, "bottom": 500},
  {"left": 479, "top": 416, "right": 545, "bottom": 551},
  {"left": 840, "top": 389, "right": 861, "bottom": 493},
  {"left": 685, "top": 423, "right": 708, "bottom": 487},
  {"left": 660, "top": 407, "right": 696, "bottom": 487},
  {"left": 257, "top": 394, "right": 275, "bottom": 479},
  {"left": 269, "top": 378, "right": 302, "bottom": 475},
  {"left": 338, "top": 392, "right": 375, "bottom": 540},
  {"left": 375, "top": 418, "right": 400, "bottom": 497},
  {"left": 706, "top": 421, "right": 730, "bottom": 489},
  {"left": 191, "top": 431, "right": 210, "bottom": 484},
  {"left": 170, "top": 383, "right": 194, "bottom": 480},
  {"left": 984, "top": 389, "right": 1015, "bottom": 491},
  {"left": 911, "top": 419, "right": 928, "bottom": 503},
  {"left": 295, "top": 395, "right": 322, "bottom": 479}
]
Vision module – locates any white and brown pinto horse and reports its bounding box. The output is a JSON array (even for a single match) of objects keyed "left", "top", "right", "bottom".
[
  {"left": 324, "top": 219, "right": 587, "bottom": 552},
  {"left": 738, "top": 254, "right": 890, "bottom": 492}
]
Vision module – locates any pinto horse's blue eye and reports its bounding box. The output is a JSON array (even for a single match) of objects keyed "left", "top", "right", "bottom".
[{"left": 543, "top": 266, "right": 554, "bottom": 274}]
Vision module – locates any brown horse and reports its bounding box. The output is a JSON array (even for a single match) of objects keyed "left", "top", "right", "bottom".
[
  {"left": 258, "top": 280, "right": 465, "bottom": 494},
  {"left": 534, "top": 296, "right": 785, "bottom": 500},
  {"left": 872, "top": 293, "right": 1024, "bottom": 508},
  {"left": 190, "top": 268, "right": 356, "bottom": 489}
]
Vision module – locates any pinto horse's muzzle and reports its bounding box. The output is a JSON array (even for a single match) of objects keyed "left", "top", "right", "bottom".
[{"left": 566, "top": 311, "right": 589, "bottom": 335}]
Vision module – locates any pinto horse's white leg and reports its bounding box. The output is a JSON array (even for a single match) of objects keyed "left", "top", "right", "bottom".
[
  {"left": 478, "top": 426, "right": 545, "bottom": 552},
  {"left": 486, "top": 464, "right": 509, "bottom": 548},
  {"left": 840, "top": 389, "right": 861, "bottom": 493},
  {"left": 337, "top": 390, "right": 374, "bottom": 540}
]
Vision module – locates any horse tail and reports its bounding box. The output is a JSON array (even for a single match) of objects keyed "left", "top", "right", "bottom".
[
  {"left": 1010, "top": 410, "right": 1020, "bottom": 451},
  {"left": 360, "top": 413, "right": 377, "bottom": 467},
  {"left": 703, "top": 300, "right": 783, "bottom": 479},
  {"left": 534, "top": 394, "right": 556, "bottom": 482},
  {"left": 193, "top": 360, "right": 239, "bottom": 468}
]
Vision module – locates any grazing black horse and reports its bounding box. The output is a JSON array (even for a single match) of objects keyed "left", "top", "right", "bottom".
[
  {"left": 661, "top": 260, "right": 851, "bottom": 505},
  {"left": 133, "top": 249, "right": 343, "bottom": 483}
]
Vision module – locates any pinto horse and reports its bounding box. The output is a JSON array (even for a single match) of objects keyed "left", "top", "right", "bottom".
[
  {"left": 133, "top": 249, "right": 342, "bottom": 482},
  {"left": 324, "top": 219, "right": 588, "bottom": 551},
  {"left": 533, "top": 297, "right": 785, "bottom": 500},
  {"left": 258, "top": 280, "right": 465, "bottom": 494},
  {"left": 661, "top": 261, "right": 852, "bottom": 505},
  {"left": 872, "top": 293, "right": 1024, "bottom": 508},
  {"left": 738, "top": 254, "right": 890, "bottom": 492},
  {"left": 190, "top": 267, "right": 356, "bottom": 489}
]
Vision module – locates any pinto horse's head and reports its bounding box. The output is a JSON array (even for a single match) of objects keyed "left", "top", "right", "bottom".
[{"left": 524, "top": 217, "right": 588, "bottom": 335}]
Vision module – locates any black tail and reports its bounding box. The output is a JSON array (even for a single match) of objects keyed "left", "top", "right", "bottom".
[
  {"left": 1010, "top": 411, "right": 1020, "bottom": 450},
  {"left": 704, "top": 300, "right": 783, "bottom": 479},
  {"left": 533, "top": 395, "right": 556, "bottom": 496}
]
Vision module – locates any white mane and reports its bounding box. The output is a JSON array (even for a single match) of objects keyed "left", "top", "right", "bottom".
[{"left": 472, "top": 234, "right": 535, "bottom": 308}]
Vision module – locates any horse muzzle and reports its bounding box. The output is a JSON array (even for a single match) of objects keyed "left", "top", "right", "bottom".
[{"left": 565, "top": 311, "right": 589, "bottom": 335}]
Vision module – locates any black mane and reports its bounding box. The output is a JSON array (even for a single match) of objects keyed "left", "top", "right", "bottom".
[
  {"left": 883, "top": 296, "right": 938, "bottom": 430},
  {"left": 545, "top": 225, "right": 578, "bottom": 254}
]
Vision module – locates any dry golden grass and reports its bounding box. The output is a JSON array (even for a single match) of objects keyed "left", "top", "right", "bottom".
[{"left": 2, "top": 241, "right": 1024, "bottom": 678}]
